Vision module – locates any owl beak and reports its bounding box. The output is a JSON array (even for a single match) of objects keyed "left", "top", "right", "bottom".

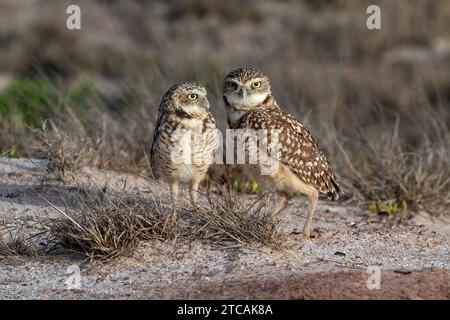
[{"left": 239, "top": 88, "right": 247, "bottom": 99}]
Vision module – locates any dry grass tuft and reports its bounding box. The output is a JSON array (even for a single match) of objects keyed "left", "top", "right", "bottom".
[
  {"left": 42, "top": 184, "right": 287, "bottom": 261},
  {"left": 339, "top": 118, "right": 450, "bottom": 215},
  {"left": 192, "top": 189, "right": 287, "bottom": 248},
  {"left": 0, "top": 222, "right": 39, "bottom": 257},
  {"left": 44, "top": 190, "right": 175, "bottom": 260},
  {"left": 33, "top": 120, "right": 96, "bottom": 180}
]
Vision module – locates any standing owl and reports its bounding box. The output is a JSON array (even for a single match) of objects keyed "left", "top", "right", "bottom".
[
  {"left": 150, "top": 82, "right": 219, "bottom": 203},
  {"left": 222, "top": 67, "right": 340, "bottom": 238}
]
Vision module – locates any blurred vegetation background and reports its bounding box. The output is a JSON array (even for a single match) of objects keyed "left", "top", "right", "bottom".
[{"left": 0, "top": 0, "right": 449, "bottom": 214}]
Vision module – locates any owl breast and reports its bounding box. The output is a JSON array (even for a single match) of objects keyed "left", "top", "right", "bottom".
[
  {"left": 227, "top": 110, "right": 248, "bottom": 128},
  {"left": 151, "top": 112, "right": 218, "bottom": 184}
]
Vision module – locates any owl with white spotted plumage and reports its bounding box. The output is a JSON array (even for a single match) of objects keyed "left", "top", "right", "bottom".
[
  {"left": 223, "top": 67, "right": 340, "bottom": 237},
  {"left": 151, "top": 82, "right": 219, "bottom": 203}
]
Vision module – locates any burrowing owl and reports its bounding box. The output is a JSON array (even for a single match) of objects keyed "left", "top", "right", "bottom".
[
  {"left": 150, "top": 82, "right": 219, "bottom": 203},
  {"left": 223, "top": 67, "right": 340, "bottom": 237}
]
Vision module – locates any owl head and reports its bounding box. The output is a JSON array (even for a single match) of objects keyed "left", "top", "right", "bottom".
[
  {"left": 223, "top": 67, "right": 272, "bottom": 110},
  {"left": 159, "top": 82, "right": 210, "bottom": 115}
]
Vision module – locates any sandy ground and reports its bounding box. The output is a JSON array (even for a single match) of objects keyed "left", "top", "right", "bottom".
[{"left": 0, "top": 157, "right": 449, "bottom": 299}]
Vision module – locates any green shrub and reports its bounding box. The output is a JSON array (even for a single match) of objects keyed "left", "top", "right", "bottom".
[{"left": 0, "top": 78, "right": 60, "bottom": 128}]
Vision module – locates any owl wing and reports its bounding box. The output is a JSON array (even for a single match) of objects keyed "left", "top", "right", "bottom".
[
  {"left": 150, "top": 112, "right": 167, "bottom": 180},
  {"left": 244, "top": 109, "right": 340, "bottom": 200}
]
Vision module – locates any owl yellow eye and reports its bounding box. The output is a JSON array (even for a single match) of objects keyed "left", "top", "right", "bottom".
[
  {"left": 252, "top": 81, "right": 262, "bottom": 88},
  {"left": 187, "top": 93, "right": 198, "bottom": 100}
]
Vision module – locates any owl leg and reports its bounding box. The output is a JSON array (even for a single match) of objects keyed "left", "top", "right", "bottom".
[
  {"left": 303, "top": 189, "right": 319, "bottom": 238},
  {"left": 189, "top": 180, "right": 201, "bottom": 203},
  {"left": 275, "top": 191, "right": 289, "bottom": 212},
  {"left": 170, "top": 181, "right": 180, "bottom": 204}
]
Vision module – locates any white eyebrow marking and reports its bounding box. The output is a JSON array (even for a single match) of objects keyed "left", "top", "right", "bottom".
[
  {"left": 225, "top": 78, "right": 242, "bottom": 86},
  {"left": 187, "top": 89, "right": 206, "bottom": 97},
  {"left": 245, "top": 78, "right": 264, "bottom": 86}
]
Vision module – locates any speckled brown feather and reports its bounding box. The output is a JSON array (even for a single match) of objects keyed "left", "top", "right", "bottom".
[
  {"left": 239, "top": 107, "right": 340, "bottom": 200},
  {"left": 224, "top": 67, "right": 340, "bottom": 200}
]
